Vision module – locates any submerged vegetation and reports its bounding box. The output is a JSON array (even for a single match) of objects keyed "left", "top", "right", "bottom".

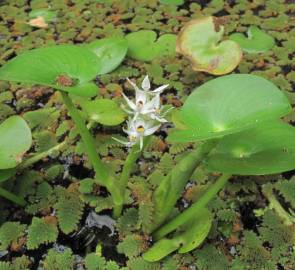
[{"left": 0, "top": 0, "right": 294, "bottom": 269}]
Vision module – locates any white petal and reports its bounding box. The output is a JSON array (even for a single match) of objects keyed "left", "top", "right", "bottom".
[
  {"left": 142, "top": 75, "right": 150, "bottom": 91},
  {"left": 122, "top": 92, "right": 137, "bottom": 111},
  {"left": 152, "top": 84, "right": 169, "bottom": 94},
  {"left": 139, "top": 136, "right": 144, "bottom": 150},
  {"left": 112, "top": 137, "right": 131, "bottom": 146},
  {"left": 121, "top": 104, "right": 133, "bottom": 114},
  {"left": 144, "top": 124, "right": 161, "bottom": 136},
  {"left": 151, "top": 114, "right": 168, "bottom": 123},
  {"left": 135, "top": 89, "right": 147, "bottom": 105},
  {"left": 127, "top": 78, "right": 140, "bottom": 91}
]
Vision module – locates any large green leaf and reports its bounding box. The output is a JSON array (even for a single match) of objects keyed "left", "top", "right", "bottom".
[
  {"left": 230, "top": 26, "right": 275, "bottom": 53},
  {"left": 0, "top": 168, "right": 16, "bottom": 183},
  {"left": 0, "top": 116, "right": 32, "bottom": 169},
  {"left": 207, "top": 121, "right": 295, "bottom": 175},
  {"left": 0, "top": 45, "right": 102, "bottom": 97},
  {"left": 81, "top": 99, "right": 126, "bottom": 126},
  {"left": 177, "top": 16, "right": 242, "bottom": 75},
  {"left": 168, "top": 74, "right": 291, "bottom": 142},
  {"left": 84, "top": 38, "right": 128, "bottom": 74},
  {"left": 143, "top": 208, "right": 212, "bottom": 262}
]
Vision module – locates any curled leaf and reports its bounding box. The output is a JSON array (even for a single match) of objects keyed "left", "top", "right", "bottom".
[{"left": 176, "top": 16, "right": 242, "bottom": 75}]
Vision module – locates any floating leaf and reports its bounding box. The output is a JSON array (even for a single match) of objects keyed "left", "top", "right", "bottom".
[
  {"left": 28, "top": 9, "right": 57, "bottom": 28},
  {"left": 81, "top": 99, "right": 126, "bottom": 126},
  {"left": 0, "top": 45, "right": 102, "bottom": 97},
  {"left": 160, "top": 0, "right": 184, "bottom": 5},
  {"left": 176, "top": 16, "right": 242, "bottom": 75},
  {"left": 0, "top": 168, "right": 16, "bottom": 183},
  {"left": 126, "top": 30, "right": 177, "bottom": 62},
  {"left": 85, "top": 38, "right": 128, "bottom": 74},
  {"left": 143, "top": 208, "right": 212, "bottom": 262},
  {"left": 168, "top": 74, "right": 291, "bottom": 142},
  {"left": 207, "top": 121, "right": 295, "bottom": 175},
  {"left": 0, "top": 116, "right": 32, "bottom": 169},
  {"left": 229, "top": 26, "right": 275, "bottom": 53}
]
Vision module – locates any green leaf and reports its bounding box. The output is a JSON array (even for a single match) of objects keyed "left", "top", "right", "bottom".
[
  {"left": 168, "top": 74, "right": 291, "bottom": 142},
  {"left": 29, "top": 9, "right": 57, "bottom": 22},
  {"left": 0, "top": 168, "right": 16, "bottom": 183},
  {"left": 126, "top": 31, "right": 177, "bottom": 62},
  {"left": 176, "top": 16, "right": 242, "bottom": 75},
  {"left": 81, "top": 99, "right": 126, "bottom": 126},
  {"left": 207, "top": 121, "right": 295, "bottom": 175},
  {"left": 85, "top": 38, "right": 128, "bottom": 74},
  {"left": 143, "top": 208, "right": 212, "bottom": 262},
  {"left": 230, "top": 26, "right": 275, "bottom": 53},
  {"left": 0, "top": 45, "right": 102, "bottom": 97},
  {"left": 160, "top": 0, "right": 184, "bottom": 5},
  {"left": 0, "top": 116, "right": 32, "bottom": 169}
]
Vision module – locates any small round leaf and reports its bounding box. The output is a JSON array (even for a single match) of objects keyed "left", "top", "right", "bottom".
[
  {"left": 81, "top": 99, "right": 126, "bottom": 126},
  {"left": 126, "top": 30, "right": 177, "bottom": 62},
  {"left": 168, "top": 74, "right": 291, "bottom": 142},
  {"left": 177, "top": 16, "right": 242, "bottom": 75},
  {"left": 230, "top": 26, "right": 275, "bottom": 53},
  {"left": 0, "top": 116, "right": 32, "bottom": 169},
  {"left": 207, "top": 121, "right": 295, "bottom": 175},
  {"left": 0, "top": 45, "right": 102, "bottom": 97},
  {"left": 84, "top": 38, "right": 128, "bottom": 74}
]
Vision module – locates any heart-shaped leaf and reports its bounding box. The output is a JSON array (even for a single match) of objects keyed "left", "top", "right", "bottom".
[
  {"left": 168, "top": 74, "right": 291, "bottom": 142},
  {"left": 143, "top": 208, "right": 212, "bottom": 262},
  {"left": 207, "top": 121, "right": 295, "bottom": 175},
  {"left": 81, "top": 99, "right": 126, "bottom": 126},
  {"left": 126, "top": 30, "right": 177, "bottom": 62},
  {"left": 0, "top": 45, "right": 102, "bottom": 97},
  {"left": 229, "top": 26, "right": 275, "bottom": 53},
  {"left": 176, "top": 16, "right": 242, "bottom": 75},
  {"left": 0, "top": 116, "right": 32, "bottom": 169},
  {"left": 84, "top": 38, "right": 128, "bottom": 74}
]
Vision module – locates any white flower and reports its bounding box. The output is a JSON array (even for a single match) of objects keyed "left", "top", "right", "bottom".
[
  {"left": 113, "top": 118, "right": 160, "bottom": 150},
  {"left": 122, "top": 76, "right": 169, "bottom": 121}
]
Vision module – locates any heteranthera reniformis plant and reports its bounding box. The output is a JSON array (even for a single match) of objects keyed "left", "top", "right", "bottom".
[
  {"left": 0, "top": 39, "right": 129, "bottom": 213},
  {"left": 143, "top": 74, "right": 295, "bottom": 261}
]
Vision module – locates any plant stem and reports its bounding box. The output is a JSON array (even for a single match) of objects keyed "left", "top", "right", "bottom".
[
  {"left": 0, "top": 186, "right": 26, "bottom": 206},
  {"left": 150, "top": 140, "right": 217, "bottom": 232},
  {"left": 60, "top": 91, "right": 122, "bottom": 206},
  {"left": 152, "top": 173, "right": 231, "bottom": 240},
  {"left": 17, "top": 141, "right": 67, "bottom": 170}
]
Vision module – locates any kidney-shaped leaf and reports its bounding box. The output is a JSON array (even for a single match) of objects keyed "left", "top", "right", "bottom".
[
  {"left": 0, "top": 116, "right": 32, "bottom": 169},
  {"left": 207, "top": 121, "right": 295, "bottom": 175},
  {"left": 81, "top": 99, "right": 126, "bottom": 126},
  {"left": 177, "top": 16, "right": 242, "bottom": 75},
  {"left": 84, "top": 38, "right": 128, "bottom": 75},
  {"left": 230, "top": 26, "right": 275, "bottom": 53},
  {"left": 0, "top": 45, "right": 102, "bottom": 97},
  {"left": 168, "top": 74, "right": 291, "bottom": 142},
  {"left": 126, "top": 30, "right": 177, "bottom": 62}
]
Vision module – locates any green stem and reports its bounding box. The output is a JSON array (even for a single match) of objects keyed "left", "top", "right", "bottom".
[
  {"left": 18, "top": 141, "right": 67, "bottom": 170},
  {"left": 150, "top": 140, "right": 217, "bottom": 232},
  {"left": 60, "top": 91, "right": 122, "bottom": 206},
  {"left": 153, "top": 173, "right": 231, "bottom": 240},
  {"left": 0, "top": 186, "right": 26, "bottom": 206}
]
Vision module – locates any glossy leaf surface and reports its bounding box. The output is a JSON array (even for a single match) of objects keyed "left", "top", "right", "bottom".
[
  {"left": 85, "top": 38, "right": 128, "bottom": 74},
  {"left": 0, "top": 45, "right": 102, "bottom": 97},
  {"left": 168, "top": 74, "right": 291, "bottom": 142},
  {"left": 0, "top": 116, "right": 32, "bottom": 169},
  {"left": 230, "top": 26, "right": 275, "bottom": 53},
  {"left": 207, "top": 121, "right": 295, "bottom": 175},
  {"left": 177, "top": 16, "right": 242, "bottom": 75}
]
